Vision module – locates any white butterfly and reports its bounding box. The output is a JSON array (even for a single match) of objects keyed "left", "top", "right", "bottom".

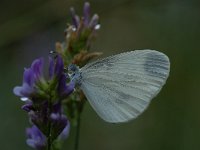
[{"left": 69, "top": 50, "right": 170, "bottom": 123}]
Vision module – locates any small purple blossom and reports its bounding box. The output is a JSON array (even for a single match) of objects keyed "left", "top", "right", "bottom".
[
  {"left": 58, "top": 74, "right": 75, "bottom": 99},
  {"left": 83, "top": 2, "right": 90, "bottom": 26},
  {"left": 28, "top": 102, "right": 49, "bottom": 135},
  {"left": 62, "top": 2, "right": 101, "bottom": 55},
  {"left": 13, "top": 55, "right": 74, "bottom": 102},
  {"left": 13, "top": 58, "right": 44, "bottom": 100},
  {"left": 58, "top": 121, "right": 70, "bottom": 140},
  {"left": 70, "top": 2, "right": 100, "bottom": 31},
  {"left": 49, "top": 55, "right": 64, "bottom": 79},
  {"left": 26, "top": 125, "right": 47, "bottom": 150},
  {"left": 25, "top": 102, "right": 70, "bottom": 140},
  {"left": 50, "top": 103, "right": 70, "bottom": 140},
  {"left": 50, "top": 112, "right": 69, "bottom": 140},
  {"left": 21, "top": 102, "right": 33, "bottom": 112},
  {"left": 89, "top": 14, "right": 100, "bottom": 29},
  {"left": 70, "top": 7, "right": 80, "bottom": 28}
]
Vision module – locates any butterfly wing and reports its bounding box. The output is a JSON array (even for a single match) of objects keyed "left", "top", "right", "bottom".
[{"left": 79, "top": 50, "right": 170, "bottom": 123}]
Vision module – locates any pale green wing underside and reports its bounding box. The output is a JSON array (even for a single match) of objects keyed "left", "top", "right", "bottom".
[{"left": 80, "top": 50, "right": 170, "bottom": 123}]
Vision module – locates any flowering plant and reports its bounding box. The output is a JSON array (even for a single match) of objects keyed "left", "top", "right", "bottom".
[
  {"left": 13, "top": 2, "right": 100, "bottom": 150},
  {"left": 13, "top": 2, "right": 171, "bottom": 150}
]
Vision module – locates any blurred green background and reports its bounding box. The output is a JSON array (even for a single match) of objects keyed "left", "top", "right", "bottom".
[{"left": 1, "top": 0, "right": 200, "bottom": 150}]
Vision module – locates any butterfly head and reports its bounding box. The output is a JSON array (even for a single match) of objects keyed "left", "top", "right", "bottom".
[{"left": 68, "top": 64, "right": 82, "bottom": 85}]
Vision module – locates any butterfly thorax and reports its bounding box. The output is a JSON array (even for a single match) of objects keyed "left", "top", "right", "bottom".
[{"left": 68, "top": 64, "right": 82, "bottom": 85}]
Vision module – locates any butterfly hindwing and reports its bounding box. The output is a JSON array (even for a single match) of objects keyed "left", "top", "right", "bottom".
[{"left": 79, "top": 50, "right": 170, "bottom": 123}]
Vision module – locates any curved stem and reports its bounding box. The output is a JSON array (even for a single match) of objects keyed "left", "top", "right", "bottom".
[
  {"left": 74, "top": 112, "right": 81, "bottom": 150},
  {"left": 47, "top": 99, "right": 53, "bottom": 150},
  {"left": 47, "top": 122, "right": 52, "bottom": 150}
]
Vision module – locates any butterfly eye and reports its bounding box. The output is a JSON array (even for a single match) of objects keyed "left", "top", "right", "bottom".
[
  {"left": 67, "top": 64, "right": 79, "bottom": 79},
  {"left": 68, "top": 64, "right": 79, "bottom": 72}
]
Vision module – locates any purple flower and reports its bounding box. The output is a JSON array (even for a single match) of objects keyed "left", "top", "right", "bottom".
[
  {"left": 70, "top": 2, "right": 100, "bottom": 31},
  {"left": 50, "top": 113, "right": 69, "bottom": 140},
  {"left": 28, "top": 102, "right": 49, "bottom": 135},
  {"left": 89, "top": 14, "right": 100, "bottom": 29},
  {"left": 50, "top": 103, "right": 70, "bottom": 140},
  {"left": 13, "top": 58, "right": 44, "bottom": 100},
  {"left": 24, "top": 101, "right": 70, "bottom": 141},
  {"left": 26, "top": 125, "right": 47, "bottom": 150},
  {"left": 49, "top": 55, "right": 75, "bottom": 99},
  {"left": 83, "top": 2, "right": 90, "bottom": 26},
  {"left": 13, "top": 55, "right": 74, "bottom": 102},
  {"left": 70, "top": 7, "right": 80, "bottom": 28},
  {"left": 22, "top": 102, "right": 34, "bottom": 112},
  {"left": 14, "top": 55, "right": 74, "bottom": 146},
  {"left": 67, "top": 2, "right": 100, "bottom": 51},
  {"left": 49, "top": 55, "right": 64, "bottom": 79},
  {"left": 58, "top": 74, "right": 75, "bottom": 99},
  {"left": 58, "top": 121, "right": 70, "bottom": 140}
]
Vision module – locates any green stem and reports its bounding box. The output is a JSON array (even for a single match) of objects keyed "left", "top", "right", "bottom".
[
  {"left": 74, "top": 112, "right": 81, "bottom": 150},
  {"left": 47, "top": 123, "right": 52, "bottom": 150},
  {"left": 47, "top": 99, "right": 52, "bottom": 150}
]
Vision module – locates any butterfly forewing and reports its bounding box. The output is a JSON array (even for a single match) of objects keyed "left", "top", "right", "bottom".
[{"left": 79, "top": 50, "right": 170, "bottom": 123}]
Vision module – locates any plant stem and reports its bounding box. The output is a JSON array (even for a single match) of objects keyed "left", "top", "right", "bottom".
[
  {"left": 74, "top": 112, "right": 81, "bottom": 150},
  {"left": 47, "top": 123, "right": 52, "bottom": 150},
  {"left": 47, "top": 100, "right": 52, "bottom": 150}
]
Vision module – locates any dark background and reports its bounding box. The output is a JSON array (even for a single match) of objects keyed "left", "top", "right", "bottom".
[{"left": 1, "top": 0, "right": 200, "bottom": 150}]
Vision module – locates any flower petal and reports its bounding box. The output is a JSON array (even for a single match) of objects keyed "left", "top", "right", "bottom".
[
  {"left": 22, "top": 102, "right": 33, "bottom": 112},
  {"left": 50, "top": 113, "right": 68, "bottom": 140},
  {"left": 13, "top": 83, "right": 34, "bottom": 98},
  {"left": 83, "top": 2, "right": 90, "bottom": 26},
  {"left": 70, "top": 7, "right": 80, "bottom": 28},
  {"left": 54, "top": 55, "right": 64, "bottom": 78},
  {"left": 26, "top": 125, "right": 46, "bottom": 150},
  {"left": 31, "top": 58, "right": 44, "bottom": 80},
  {"left": 58, "top": 121, "right": 70, "bottom": 140},
  {"left": 13, "top": 86, "right": 23, "bottom": 97},
  {"left": 89, "top": 14, "right": 99, "bottom": 29},
  {"left": 48, "top": 57, "right": 54, "bottom": 79},
  {"left": 23, "top": 68, "right": 35, "bottom": 86},
  {"left": 26, "top": 139, "right": 37, "bottom": 149},
  {"left": 58, "top": 74, "right": 75, "bottom": 98}
]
